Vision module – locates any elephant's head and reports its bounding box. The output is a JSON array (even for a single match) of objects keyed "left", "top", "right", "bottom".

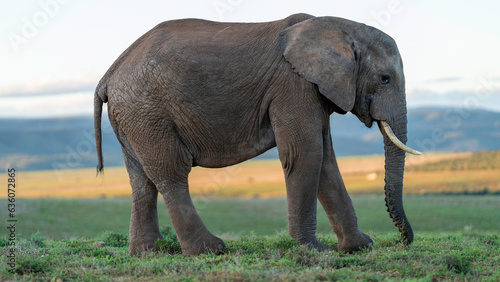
[{"left": 280, "top": 16, "right": 421, "bottom": 245}]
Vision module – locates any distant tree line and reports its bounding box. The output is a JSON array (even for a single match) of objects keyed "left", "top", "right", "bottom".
[{"left": 407, "top": 150, "right": 500, "bottom": 172}]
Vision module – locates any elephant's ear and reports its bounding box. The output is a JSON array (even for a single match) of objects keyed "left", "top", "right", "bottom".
[{"left": 280, "top": 17, "right": 358, "bottom": 112}]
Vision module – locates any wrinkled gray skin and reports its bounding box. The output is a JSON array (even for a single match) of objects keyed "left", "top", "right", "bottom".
[{"left": 94, "top": 14, "right": 413, "bottom": 256}]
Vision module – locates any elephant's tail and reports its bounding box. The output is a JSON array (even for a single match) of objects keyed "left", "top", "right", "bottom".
[{"left": 94, "top": 84, "right": 108, "bottom": 176}]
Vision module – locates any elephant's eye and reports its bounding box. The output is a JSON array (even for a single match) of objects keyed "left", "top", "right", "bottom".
[{"left": 380, "top": 75, "right": 390, "bottom": 85}]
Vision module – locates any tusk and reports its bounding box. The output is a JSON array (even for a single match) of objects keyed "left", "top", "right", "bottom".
[{"left": 379, "top": 121, "right": 423, "bottom": 155}]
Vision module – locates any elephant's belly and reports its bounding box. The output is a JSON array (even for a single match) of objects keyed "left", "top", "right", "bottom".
[{"left": 190, "top": 131, "right": 277, "bottom": 168}]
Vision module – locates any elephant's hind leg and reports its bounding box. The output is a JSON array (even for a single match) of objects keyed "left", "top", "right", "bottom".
[
  {"left": 125, "top": 152, "right": 164, "bottom": 255},
  {"left": 140, "top": 130, "right": 225, "bottom": 256},
  {"left": 109, "top": 115, "right": 164, "bottom": 255},
  {"left": 157, "top": 178, "right": 225, "bottom": 256}
]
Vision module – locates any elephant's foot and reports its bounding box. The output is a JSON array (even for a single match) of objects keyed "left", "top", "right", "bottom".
[
  {"left": 301, "top": 238, "right": 328, "bottom": 252},
  {"left": 180, "top": 233, "right": 226, "bottom": 256},
  {"left": 290, "top": 231, "right": 328, "bottom": 252},
  {"left": 338, "top": 232, "right": 374, "bottom": 253},
  {"left": 129, "top": 233, "right": 164, "bottom": 255}
]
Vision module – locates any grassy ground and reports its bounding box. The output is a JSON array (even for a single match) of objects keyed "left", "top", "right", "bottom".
[{"left": 1, "top": 229, "right": 499, "bottom": 281}]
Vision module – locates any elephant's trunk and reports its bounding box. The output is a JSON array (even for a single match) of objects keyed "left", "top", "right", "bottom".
[{"left": 379, "top": 110, "right": 414, "bottom": 245}]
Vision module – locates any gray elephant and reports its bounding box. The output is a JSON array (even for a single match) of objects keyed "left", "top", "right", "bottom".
[{"left": 94, "top": 13, "right": 421, "bottom": 256}]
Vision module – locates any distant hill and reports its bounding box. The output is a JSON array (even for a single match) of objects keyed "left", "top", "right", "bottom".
[
  {"left": 0, "top": 117, "right": 123, "bottom": 171},
  {"left": 1, "top": 107, "right": 499, "bottom": 171},
  {"left": 331, "top": 107, "right": 500, "bottom": 156}
]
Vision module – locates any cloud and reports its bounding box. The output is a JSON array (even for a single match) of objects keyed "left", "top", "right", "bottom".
[
  {"left": 0, "top": 77, "right": 98, "bottom": 97},
  {"left": 407, "top": 88, "right": 500, "bottom": 112},
  {"left": 0, "top": 91, "right": 98, "bottom": 118},
  {"left": 426, "top": 76, "right": 463, "bottom": 84}
]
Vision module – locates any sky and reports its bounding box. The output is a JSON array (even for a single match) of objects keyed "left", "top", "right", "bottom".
[{"left": 1, "top": 0, "right": 500, "bottom": 118}]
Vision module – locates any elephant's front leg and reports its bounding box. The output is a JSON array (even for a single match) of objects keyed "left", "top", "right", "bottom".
[
  {"left": 271, "top": 107, "right": 327, "bottom": 251},
  {"left": 282, "top": 145, "right": 327, "bottom": 251},
  {"left": 317, "top": 129, "right": 374, "bottom": 252}
]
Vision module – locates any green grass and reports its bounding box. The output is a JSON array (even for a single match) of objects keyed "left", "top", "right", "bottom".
[
  {"left": 9, "top": 195, "right": 500, "bottom": 240},
  {"left": 1, "top": 230, "right": 499, "bottom": 281},
  {"left": 1, "top": 196, "right": 500, "bottom": 280}
]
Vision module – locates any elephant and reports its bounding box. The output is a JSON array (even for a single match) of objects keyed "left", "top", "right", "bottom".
[{"left": 94, "top": 13, "right": 422, "bottom": 256}]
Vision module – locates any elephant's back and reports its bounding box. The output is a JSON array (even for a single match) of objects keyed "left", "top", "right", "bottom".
[{"left": 100, "top": 13, "right": 314, "bottom": 100}]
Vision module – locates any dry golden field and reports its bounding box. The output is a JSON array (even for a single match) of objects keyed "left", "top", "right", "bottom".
[{"left": 4, "top": 151, "right": 498, "bottom": 199}]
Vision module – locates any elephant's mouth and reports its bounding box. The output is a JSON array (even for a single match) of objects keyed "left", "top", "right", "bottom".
[{"left": 377, "top": 121, "right": 422, "bottom": 155}]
